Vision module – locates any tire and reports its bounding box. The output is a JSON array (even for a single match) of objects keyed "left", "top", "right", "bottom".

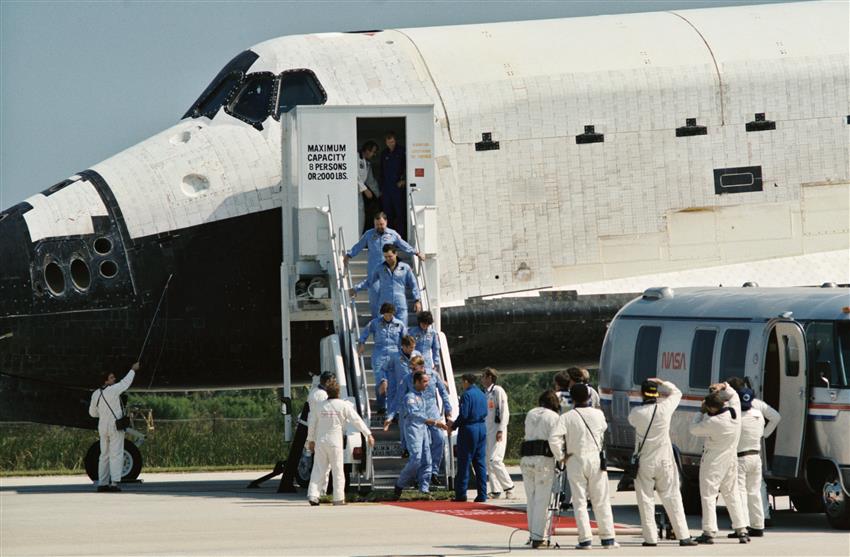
[
  {"left": 791, "top": 493, "right": 823, "bottom": 513},
  {"left": 823, "top": 471, "right": 850, "bottom": 530},
  {"left": 83, "top": 439, "right": 143, "bottom": 482}
]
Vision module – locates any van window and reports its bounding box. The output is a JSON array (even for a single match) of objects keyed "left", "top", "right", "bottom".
[
  {"left": 720, "top": 329, "right": 750, "bottom": 378},
  {"left": 690, "top": 329, "right": 716, "bottom": 389},
  {"left": 633, "top": 326, "right": 661, "bottom": 385},
  {"left": 784, "top": 335, "right": 800, "bottom": 376}
]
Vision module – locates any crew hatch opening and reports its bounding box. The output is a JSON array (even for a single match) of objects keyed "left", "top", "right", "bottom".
[{"left": 356, "top": 117, "right": 408, "bottom": 240}]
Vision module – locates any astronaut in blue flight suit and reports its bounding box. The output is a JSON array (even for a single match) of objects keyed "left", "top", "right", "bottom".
[
  {"left": 409, "top": 311, "right": 441, "bottom": 373},
  {"left": 391, "top": 354, "right": 452, "bottom": 481},
  {"left": 379, "top": 336, "right": 420, "bottom": 422},
  {"left": 358, "top": 303, "right": 406, "bottom": 413},
  {"left": 353, "top": 244, "right": 420, "bottom": 326},
  {"left": 449, "top": 373, "right": 489, "bottom": 502},
  {"left": 344, "top": 212, "right": 420, "bottom": 318},
  {"left": 380, "top": 132, "right": 407, "bottom": 235},
  {"left": 388, "top": 370, "right": 447, "bottom": 498}
]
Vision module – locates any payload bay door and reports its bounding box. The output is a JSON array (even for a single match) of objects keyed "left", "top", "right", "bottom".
[
  {"left": 769, "top": 320, "right": 808, "bottom": 478},
  {"left": 291, "top": 105, "right": 436, "bottom": 263}
]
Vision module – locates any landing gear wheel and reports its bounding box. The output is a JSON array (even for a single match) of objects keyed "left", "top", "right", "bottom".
[
  {"left": 823, "top": 471, "right": 850, "bottom": 529},
  {"left": 83, "top": 440, "right": 143, "bottom": 482}
]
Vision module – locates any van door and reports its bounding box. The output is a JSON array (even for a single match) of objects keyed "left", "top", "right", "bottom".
[{"left": 769, "top": 320, "right": 808, "bottom": 478}]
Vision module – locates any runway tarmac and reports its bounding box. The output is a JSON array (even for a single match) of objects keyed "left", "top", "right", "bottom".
[{"left": 2, "top": 468, "right": 848, "bottom": 556}]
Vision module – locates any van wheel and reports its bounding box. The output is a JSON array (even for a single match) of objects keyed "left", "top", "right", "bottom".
[
  {"left": 791, "top": 493, "right": 823, "bottom": 513},
  {"left": 681, "top": 479, "right": 701, "bottom": 515},
  {"left": 823, "top": 471, "right": 850, "bottom": 529},
  {"left": 83, "top": 440, "right": 143, "bottom": 482}
]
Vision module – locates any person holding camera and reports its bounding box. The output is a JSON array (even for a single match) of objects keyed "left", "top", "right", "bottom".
[
  {"left": 551, "top": 383, "right": 617, "bottom": 549},
  {"left": 520, "top": 390, "right": 562, "bottom": 549},
  {"left": 482, "top": 367, "right": 515, "bottom": 499},
  {"left": 88, "top": 362, "right": 139, "bottom": 492},
  {"left": 628, "top": 378, "right": 697, "bottom": 547}
]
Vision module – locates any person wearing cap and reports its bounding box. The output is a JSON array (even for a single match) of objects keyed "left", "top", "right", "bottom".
[
  {"left": 520, "top": 390, "right": 563, "bottom": 549},
  {"left": 306, "top": 382, "right": 375, "bottom": 506},
  {"left": 358, "top": 303, "right": 407, "bottom": 413},
  {"left": 628, "top": 378, "right": 698, "bottom": 547},
  {"left": 482, "top": 367, "right": 515, "bottom": 499},
  {"left": 726, "top": 376, "right": 781, "bottom": 526},
  {"left": 728, "top": 387, "right": 768, "bottom": 538},
  {"left": 550, "top": 383, "right": 618, "bottom": 550},
  {"left": 689, "top": 383, "right": 750, "bottom": 544}
]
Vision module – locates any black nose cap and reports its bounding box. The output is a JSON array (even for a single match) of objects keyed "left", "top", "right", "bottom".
[{"left": 0, "top": 202, "right": 36, "bottom": 317}]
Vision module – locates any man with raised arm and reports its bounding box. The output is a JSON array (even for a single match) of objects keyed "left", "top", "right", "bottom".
[{"left": 89, "top": 362, "right": 139, "bottom": 492}]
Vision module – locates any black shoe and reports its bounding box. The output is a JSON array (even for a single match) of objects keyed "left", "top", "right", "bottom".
[
  {"left": 560, "top": 501, "right": 573, "bottom": 511},
  {"left": 431, "top": 475, "right": 445, "bottom": 487},
  {"left": 764, "top": 518, "right": 773, "bottom": 528},
  {"left": 738, "top": 533, "right": 750, "bottom": 544},
  {"left": 402, "top": 449, "right": 410, "bottom": 458},
  {"left": 473, "top": 495, "right": 487, "bottom": 503},
  {"left": 747, "top": 527, "right": 764, "bottom": 537},
  {"left": 96, "top": 486, "right": 109, "bottom": 493},
  {"left": 531, "top": 540, "right": 545, "bottom": 549},
  {"left": 451, "top": 496, "right": 468, "bottom": 502},
  {"left": 108, "top": 485, "right": 122, "bottom": 493},
  {"left": 642, "top": 542, "right": 657, "bottom": 547},
  {"left": 694, "top": 534, "right": 714, "bottom": 544},
  {"left": 392, "top": 486, "right": 403, "bottom": 501},
  {"left": 308, "top": 498, "right": 320, "bottom": 506},
  {"left": 679, "top": 538, "right": 698, "bottom": 547}
]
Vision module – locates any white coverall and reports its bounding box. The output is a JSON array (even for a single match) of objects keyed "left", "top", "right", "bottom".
[
  {"left": 485, "top": 383, "right": 513, "bottom": 494},
  {"left": 520, "top": 407, "right": 562, "bottom": 541},
  {"left": 306, "top": 398, "right": 371, "bottom": 503},
  {"left": 752, "top": 398, "right": 781, "bottom": 519},
  {"left": 551, "top": 406, "right": 616, "bottom": 545},
  {"left": 627, "top": 381, "right": 691, "bottom": 544},
  {"left": 688, "top": 385, "right": 748, "bottom": 536},
  {"left": 88, "top": 370, "right": 135, "bottom": 486},
  {"left": 305, "top": 383, "right": 330, "bottom": 492},
  {"left": 555, "top": 385, "right": 600, "bottom": 506},
  {"left": 737, "top": 407, "right": 766, "bottom": 529}
]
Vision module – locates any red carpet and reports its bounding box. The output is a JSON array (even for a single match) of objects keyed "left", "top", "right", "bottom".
[
  {"left": 384, "top": 500, "right": 580, "bottom": 529},
  {"left": 384, "top": 500, "right": 638, "bottom": 534}
]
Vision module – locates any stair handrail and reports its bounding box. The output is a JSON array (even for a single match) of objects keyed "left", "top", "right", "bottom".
[
  {"left": 408, "top": 192, "right": 456, "bottom": 482},
  {"left": 337, "top": 224, "right": 371, "bottom": 418}
]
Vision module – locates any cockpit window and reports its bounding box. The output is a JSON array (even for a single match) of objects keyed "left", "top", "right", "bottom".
[
  {"left": 225, "top": 72, "right": 276, "bottom": 129},
  {"left": 276, "top": 69, "right": 327, "bottom": 117},
  {"left": 183, "top": 50, "right": 259, "bottom": 120}
]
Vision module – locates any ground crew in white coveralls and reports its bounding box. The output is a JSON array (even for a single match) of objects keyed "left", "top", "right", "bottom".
[
  {"left": 688, "top": 382, "right": 750, "bottom": 544},
  {"left": 520, "top": 390, "right": 562, "bottom": 549},
  {"left": 727, "top": 376, "right": 781, "bottom": 526},
  {"left": 89, "top": 363, "right": 138, "bottom": 492},
  {"left": 728, "top": 387, "right": 769, "bottom": 538},
  {"left": 306, "top": 383, "right": 374, "bottom": 506},
  {"left": 482, "top": 367, "right": 515, "bottom": 498},
  {"left": 551, "top": 383, "right": 618, "bottom": 550},
  {"left": 628, "top": 378, "right": 698, "bottom": 547}
]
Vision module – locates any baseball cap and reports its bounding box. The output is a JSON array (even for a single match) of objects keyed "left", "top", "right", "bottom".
[
  {"left": 740, "top": 388, "right": 754, "bottom": 411},
  {"left": 641, "top": 379, "right": 659, "bottom": 398}
]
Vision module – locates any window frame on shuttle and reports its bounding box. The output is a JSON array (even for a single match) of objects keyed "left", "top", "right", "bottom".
[
  {"left": 224, "top": 71, "right": 277, "bottom": 130},
  {"left": 274, "top": 69, "right": 327, "bottom": 118},
  {"left": 183, "top": 50, "right": 259, "bottom": 120}
]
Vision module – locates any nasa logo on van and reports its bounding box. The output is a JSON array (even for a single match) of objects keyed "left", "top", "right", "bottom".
[{"left": 661, "top": 351, "right": 687, "bottom": 370}]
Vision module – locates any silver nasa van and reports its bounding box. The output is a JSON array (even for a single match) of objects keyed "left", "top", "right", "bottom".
[{"left": 599, "top": 286, "right": 850, "bottom": 529}]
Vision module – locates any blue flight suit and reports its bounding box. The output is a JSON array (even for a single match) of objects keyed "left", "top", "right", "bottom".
[
  {"left": 380, "top": 145, "right": 407, "bottom": 233},
  {"left": 380, "top": 349, "right": 421, "bottom": 418},
  {"left": 359, "top": 316, "right": 406, "bottom": 411},
  {"left": 394, "top": 368, "right": 452, "bottom": 472},
  {"left": 356, "top": 261, "right": 420, "bottom": 326},
  {"left": 453, "top": 384, "right": 489, "bottom": 501},
  {"left": 346, "top": 227, "right": 415, "bottom": 316},
  {"left": 409, "top": 325, "right": 441, "bottom": 372},
  {"left": 396, "top": 389, "right": 432, "bottom": 494}
]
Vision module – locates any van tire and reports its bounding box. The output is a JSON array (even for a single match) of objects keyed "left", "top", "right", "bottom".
[
  {"left": 823, "top": 471, "right": 850, "bottom": 530},
  {"left": 681, "top": 479, "right": 701, "bottom": 515}
]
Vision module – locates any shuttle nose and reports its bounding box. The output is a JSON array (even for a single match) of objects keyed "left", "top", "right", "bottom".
[{"left": 0, "top": 202, "right": 37, "bottom": 318}]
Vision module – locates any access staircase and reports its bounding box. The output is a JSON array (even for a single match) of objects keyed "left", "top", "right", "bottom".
[{"left": 324, "top": 197, "right": 457, "bottom": 492}]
